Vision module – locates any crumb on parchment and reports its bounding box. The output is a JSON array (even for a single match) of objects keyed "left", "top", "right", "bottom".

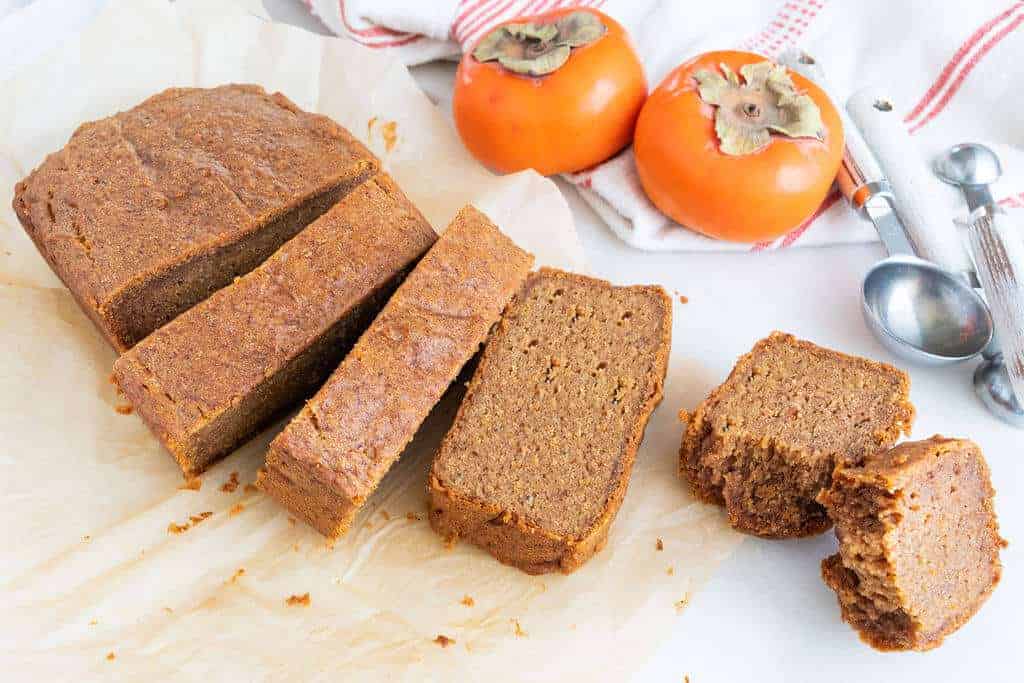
[
  {"left": 229, "top": 503, "right": 244, "bottom": 517},
  {"left": 406, "top": 512, "right": 421, "bottom": 522},
  {"left": 106, "top": 652, "right": 115, "bottom": 661},
  {"left": 381, "top": 121, "right": 398, "bottom": 152},
  {"left": 114, "top": 404, "right": 133, "bottom": 415},
  {"left": 674, "top": 594, "right": 690, "bottom": 613},
  {"left": 460, "top": 595, "right": 475, "bottom": 607},
  {"left": 379, "top": 510, "right": 391, "bottom": 521},
  {"left": 230, "top": 568, "right": 245, "bottom": 583},
  {"left": 286, "top": 593, "right": 311, "bottom": 607},
  {"left": 667, "top": 566, "right": 675, "bottom": 576},
  {"left": 512, "top": 619, "right": 527, "bottom": 638},
  {"left": 88, "top": 619, "right": 98, "bottom": 626},
  {"left": 678, "top": 295, "right": 689, "bottom": 304},
  {"left": 433, "top": 634, "right": 455, "bottom": 648},
  {"left": 167, "top": 511, "right": 213, "bottom": 535},
  {"left": 243, "top": 483, "right": 258, "bottom": 493},
  {"left": 656, "top": 538, "right": 664, "bottom": 551},
  {"left": 220, "top": 471, "right": 240, "bottom": 493}
]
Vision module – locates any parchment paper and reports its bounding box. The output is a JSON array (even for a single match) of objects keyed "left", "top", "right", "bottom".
[{"left": 0, "top": 1, "right": 742, "bottom": 679}]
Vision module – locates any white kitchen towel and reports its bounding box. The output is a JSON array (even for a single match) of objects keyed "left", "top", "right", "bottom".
[{"left": 308, "top": 0, "right": 1024, "bottom": 252}]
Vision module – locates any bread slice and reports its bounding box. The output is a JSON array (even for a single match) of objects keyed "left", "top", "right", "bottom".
[
  {"left": 13, "top": 84, "right": 377, "bottom": 351},
  {"left": 428, "top": 269, "right": 672, "bottom": 574},
  {"left": 680, "top": 332, "right": 914, "bottom": 538},
  {"left": 113, "top": 174, "right": 435, "bottom": 477},
  {"left": 258, "top": 206, "right": 533, "bottom": 538},
  {"left": 819, "top": 436, "right": 1004, "bottom": 651}
]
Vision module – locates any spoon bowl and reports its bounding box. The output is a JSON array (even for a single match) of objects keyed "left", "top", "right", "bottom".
[
  {"left": 863, "top": 255, "right": 993, "bottom": 364},
  {"left": 934, "top": 142, "right": 1003, "bottom": 188}
]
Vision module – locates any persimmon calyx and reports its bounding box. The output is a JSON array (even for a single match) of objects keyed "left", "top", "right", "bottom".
[
  {"left": 694, "top": 61, "right": 825, "bottom": 155},
  {"left": 472, "top": 11, "right": 607, "bottom": 77}
]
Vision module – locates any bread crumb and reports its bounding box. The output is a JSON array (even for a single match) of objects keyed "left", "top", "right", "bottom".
[
  {"left": 293, "top": 543, "right": 300, "bottom": 552},
  {"left": 656, "top": 538, "right": 664, "bottom": 551},
  {"left": 220, "top": 471, "right": 240, "bottom": 493},
  {"left": 406, "top": 512, "right": 421, "bottom": 521},
  {"left": 286, "top": 593, "right": 311, "bottom": 607},
  {"left": 433, "top": 634, "right": 455, "bottom": 648},
  {"left": 229, "top": 503, "right": 244, "bottom": 517},
  {"left": 460, "top": 595, "right": 475, "bottom": 607},
  {"left": 444, "top": 534, "right": 457, "bottom": 550},
  {"left": 243, "top": 483, "right": 258, "bottom": 493},
  {"left": 179, "top": 477, "right": 202, "bottom": 491},
  {"left": 82, "top": 535, "right": 91, "bottom": 542},
  {"left": 88, "top": 619, "right": 98, "bottom": 626},
  {"left": 114, "top": 404, "right": 133, "bottom": 415},
  {"left": 379, "top": 510, "right": 391, "bottom": 521},
  {"left": 106, "top": 652, "right": 115, "bottom": 661},
  {"left": 167, "top": 511, "right": 213, "bottom": 535},
  {"left": 163, "top": 607, "right": 173, "bottom": 614},
  {"left": 367, "top": 115, "right": 378, "bottom": 137},
  {"left": 674, "top": 594, "right": 690, "bottom": 613},
  {"left": 667, "top": 566, "right": 674, "bottom": 576},
  {"left": 512, "top": 619, "right": 527, "bottom": 637},
  {"left": 684, "top": 676, "right": 690, "bottom": 683},
  {"left": 230, "top": 568, "right": 245, "bottom": 583},
  {"left": 678, "top": 295, "right": 689, "bottom": 304},
  {"left": 382, "top": 121, "right": 398, "bottom": 152},
  {"left": 288, "top": 516, "right": 297, "bottom": 525}
]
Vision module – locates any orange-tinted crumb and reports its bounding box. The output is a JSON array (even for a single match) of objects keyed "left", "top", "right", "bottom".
[
  {"left": 220, "top": 471, "right": 240, "bottom": 493},
  {"left": 115, "top": 404, "right": 133, "bottom": 415},
  {"left": 286, "top": 593, "right": 311, "bottom": 607},
  {"left": 367, "top": 116, "right": 378, "bottom": 137},
  {"left": 444, "top": 534, "right": 457, "bottom": 550},
  {"left": 293, "top": 543, "right": 300, "bottom": 552},
  {"left": 512, "top": 619, "right": 527, "bottom": 637},
  {"left": 678, "top": 295, "right": 689, "bottom": 304},
  {"left": 163, "top": 607, "right": 173, "bottom": 614},
  {"left": 684, "top": 676, "right": 691, "bottom": 683},
  {"left": 460, "top": 595, "right": 475, "bottom": 607},
  {"left": 379, "top": 510, "right": 391, "bottom": 521},
  {"left": 230, "top": 568, "right": 245, "bottom": 583},
  {"left": 406, "top": 512, "right": 421, "bottom": 521},
  {"left": 179, "top": 477, "right": 202, "bottom": 491},
  {"left": 433, "top": 634, "right": 455, "bottom": 648},
  {"left": 243, "top": 483, "right": 258, "bottom": 493},
  {"left": 667, "top": 566, "right": 675, "bottom": 576},
  {"left": 229, "top": 503, "right": 244, "bottom": 517},
  {"left": 674, "top": 594, "right": 690, "bottom": 612},
  {"left": 382, "top": 121, "right": 398, "bottom": 152},
  {"left": 168, "top": 511, "right": 213, "bottom": 535},
  {"left": 656, "top": 538, "right": 664, "bottom": 551},
  {"left": 106, "top": 652, "right": 115, "bottom": 661}
]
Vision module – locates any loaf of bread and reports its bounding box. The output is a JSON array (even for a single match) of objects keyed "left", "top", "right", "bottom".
[
  {"left": 13, "top": 84, "right": 377, "bottom": 351},
  {"left": 258, "top": 206, "right": 533, "bottom": 538},
  {"left": 819, "top": 436, "right": 1004, "bottom": 651},
  {"left": 113, "top": 174, "right": 435, "bottom": 477},
  {"left": 680, "top": 332, "right": 914, "bottom": 537},
  {"left": 428, "top": 269, "right": 671, "bottom": 574}
]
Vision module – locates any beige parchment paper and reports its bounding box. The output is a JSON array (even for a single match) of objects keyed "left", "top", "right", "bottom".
[{"left": 0, "top": 1, "right": 743, "bottom": 679}]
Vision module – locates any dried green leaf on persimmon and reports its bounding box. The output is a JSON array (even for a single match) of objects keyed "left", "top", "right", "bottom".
[
  {"left": 472, "top": 11, "right": 607, "bottom": 77},
  {"left": 694, "top": 60, "right": 826, "bottom": 156}
]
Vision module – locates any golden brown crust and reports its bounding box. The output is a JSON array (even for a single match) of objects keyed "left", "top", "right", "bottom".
[
  {"left": 428, "top": 268, "right": 672, "bottom": 574},
  {"left": 114, "top": 174, "right": 435, "bottom": 477},
  {"left": 259, "top": 206, "right": 534, "bottom": 538},
  {"left": 12, "top": 84, "right": 378, "bottom": 351},
  {"left": 819, "top": 436, "right": 1004, "bottom": 651},
  {"left": 679, "top": 331, "right": 914, "bottom": 538}
]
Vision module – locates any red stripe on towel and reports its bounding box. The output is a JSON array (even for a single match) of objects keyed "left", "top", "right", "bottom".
[
  {"left": 909, "top": 13, "right": 1024, "bottom": 133},
  {"left": 904, "top": 2, "right": 1022, "bottom": 123}
]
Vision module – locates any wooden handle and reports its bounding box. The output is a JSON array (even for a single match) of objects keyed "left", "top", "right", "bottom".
[{"left": 846, "top": 87, "right": 972, "bottom": 273}]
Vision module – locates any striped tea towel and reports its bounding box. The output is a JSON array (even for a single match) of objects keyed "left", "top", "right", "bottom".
[{"left": 308, "top": 0, "right": 1024, "bottom": 252}]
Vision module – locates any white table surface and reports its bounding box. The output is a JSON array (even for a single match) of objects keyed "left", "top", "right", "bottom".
[{"left": 268, "top": 3, "right": 1021, "bottom": 681}]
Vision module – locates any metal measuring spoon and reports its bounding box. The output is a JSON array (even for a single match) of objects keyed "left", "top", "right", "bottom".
[
  {"left": 935, "top": 143, "right": 1024, "bottom": 427},
  {"left": 777, "top": 53, "right": 993, "bottom": 365}
]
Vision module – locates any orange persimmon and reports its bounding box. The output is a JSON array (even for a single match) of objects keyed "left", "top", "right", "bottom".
[
  {"left": 634, "top": 50, "right": 844, "bottom": 243},
  {"left": 453, "top": 7, "right": 647, "bottom": 176}
]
